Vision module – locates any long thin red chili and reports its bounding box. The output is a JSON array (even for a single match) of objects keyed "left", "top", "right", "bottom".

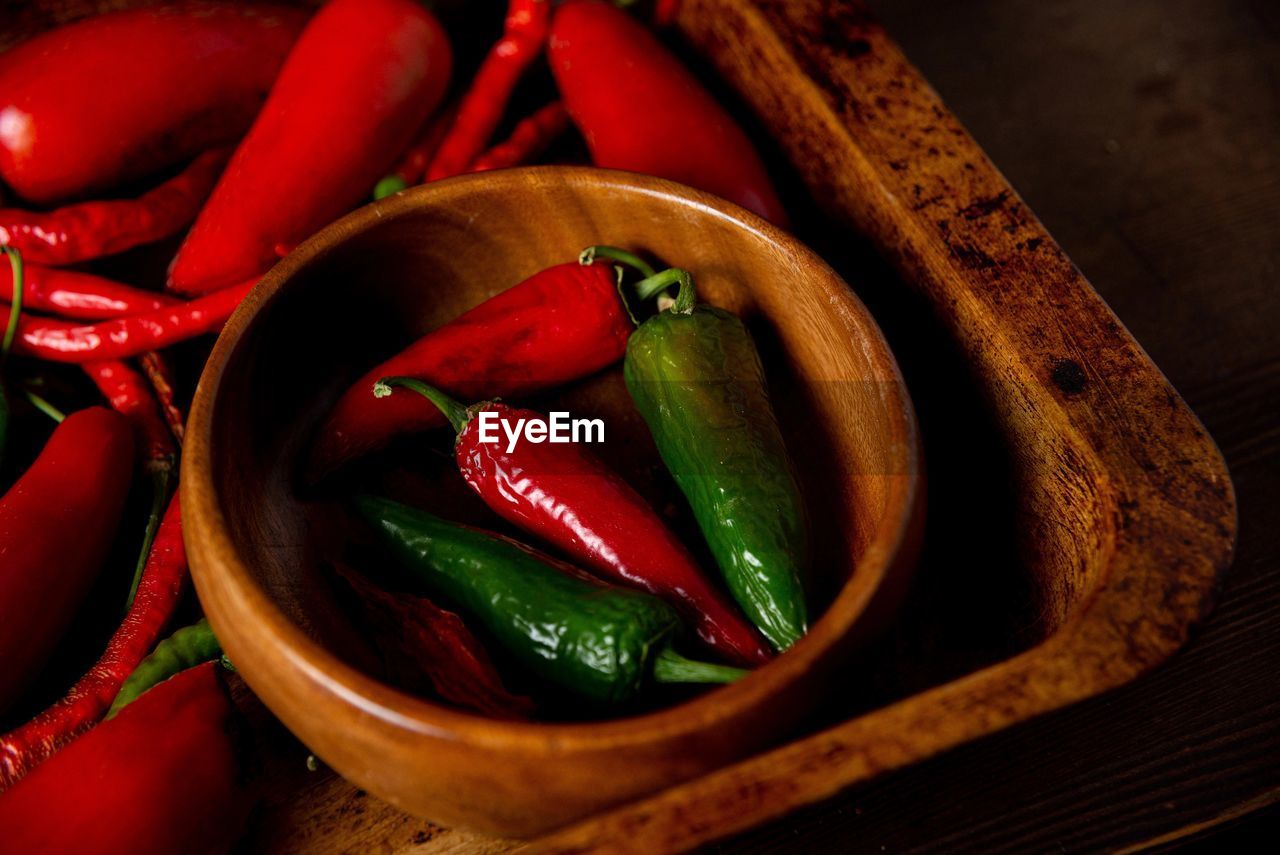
[
  {"left": 0, "top": 264, "right": 176, "bottom": 320},
  {"left": 377, "top": 103, "right": 459, "bottom": 197},
  {"left": 8, "top": 277, "right": 254, "bottom": 363},
  {"left": 138, "top": 350, "right": 186, "bottom": 443},
  {"left": 468, "top": 101, "right": 570, "bottom": 173},
  {"left": 427, "top": 0, "right": 551, "bottom": 179},
  {"left": 0, "top": 496, "right": 187, "bottom": 789},
  {"left": 81, "top": 360, "right": 175, "bottom": 465},
  {"left": 0, "top": 148, "right": 229, "bottom": 266}
]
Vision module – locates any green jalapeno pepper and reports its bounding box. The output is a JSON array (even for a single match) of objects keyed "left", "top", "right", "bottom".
[
  {"left": 107, "top": 618, "right": 223, "bottom": 718},
  {"left": 619, "top": 262, "right": 809, "bottom": 651},
  {"left": 356, "top": 496, "right": 746, "bottom": 705}
]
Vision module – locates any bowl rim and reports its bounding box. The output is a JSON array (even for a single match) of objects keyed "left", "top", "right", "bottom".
[{"left": 183, "top": 165, "right": 922, "bottom": 753}]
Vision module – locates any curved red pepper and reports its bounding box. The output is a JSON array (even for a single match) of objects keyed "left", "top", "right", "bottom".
[
  {"left": 0, "top": 263, "right": 176, "bottom": 320},
  {"left": 469, "top": 101, "right": 571, "bottom": 173},
  {"left": 0, "top": 662, "right": 252, "bottom": 854},
  {"left": 0, "top": 148, "right": 229, "bottom": 266},
  {"left": 10, "top": 278, "right": 254, "bottom": 363},
  {"left": 377, "top": 382, "right": 772, "bottom": 667},
  {"left": 0, "top": 2, "right": 306, "bottom": 205},
  {"left": 0, "top": 496, "right": 186, "bottom": 789},
  {"left": 307, "top": 261, "right": 632, "bottom": 479},
  {"left": 168, "top": 0, "right": 453, "bottom": 295},
  {"left": 548, "top": 0, "right": 787, "bottom": 225},
  {"left": 0, "top": 407, "right": 135, "bottom": 711}
]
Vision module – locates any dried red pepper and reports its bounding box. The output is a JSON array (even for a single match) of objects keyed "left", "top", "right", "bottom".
[
  {"left": 374, "top": 104, "right": 459, "bottom": 199},
  {"left": 168, "top": 0, "right": 453, "bottom": 295},
  {"left": 0, "top": 662, "right": 253, "bottom": 854},
  {"left": 0, "top": 407, "right": 135, "bottom": 711},
  {"left": 428, "top": 0, "right": 552, "bottom": 180},
  {"left": 0, "top": 2, "right": 306, "bottom": 205},
  {"left": 0, "top": 264, "right": 175, "bottom": 320},
  {"left": 469, "top": 101, "right": 571, "bottom": 173},
  {"left": 0, "top": 496, "right": 187, "bottom": 788},
  {"left": 0, "top": 148, "right": 229, "bottom": 267},
  {"left": 549, "top": 0, "right": 787, "bottom": 224},
  {"left": 139, "top": 350, "right": 186, "bottom": 443},
  {"left": 333, "top": 563, "right": 534, "bottom": 719},
  {"left": 9, "top": 277, "right": 254, "bottom": 363},
  {"left": 307, "top": 257, "right": 636, "bottom": 478},
  {"left": 374, "top": 379, "right": 772, "bottom": 666}
]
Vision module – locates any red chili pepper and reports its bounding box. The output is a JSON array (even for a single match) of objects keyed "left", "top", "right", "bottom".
[
  {"left": 383, "top": 103, "right": 459, "bottom": 192},
  {"left": 0, "top": 407, "right": 135, "bottom": 711},
  {"left": 653, "top": 0, "right": 682, "bottom": 27},
  {"left": 82, "top": 360, "right": 175, "bottom": 465},
  {"left": 468, "top": 101, "right": 571, "bottom": 173},
  {"left": 139, "top": 350, "right": 187, "bottom": 443},
  {"left": 375, "top": 379, "right": 772, "bottom": 667},
  {"left": 0, "top": 496, "right": 186, "bottom": 789},
  {"left": 548, "top": 0, "right": 787, "bottom": 224},
  {"left": 0, "top": 264, "right": 175, "bottom": 320},
  {"left": 307, "top": 259, "right": 634, "bottom": 478},
  {"left": 0, "top": 3, "right": 306, "bottom": 205},
  {"left": 428, "top": 0, "right": 552, "bottom": 180},
  {"left": 0, "top": 662, "right": 253, "bottom": 854},
  {"left": 333, "top": 563, "right": 534, "bottom": 719},
  {"left": 0, "top": 148, "right": 230, "bottom": 267},
  {"left": 9, "top": 277, "right": 254, "bottom": 363},
  {"left": 168, "top": 0, "right": 453, "bottom": 295}
]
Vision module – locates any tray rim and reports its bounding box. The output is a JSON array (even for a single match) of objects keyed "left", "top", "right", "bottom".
[{"left": 513, "top": 1, "right": 1239, "bottom": 852}]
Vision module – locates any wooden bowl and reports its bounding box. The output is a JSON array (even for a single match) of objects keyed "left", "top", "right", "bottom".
[{"left": 182, "top": 166, "right": 922, "bottom": 837}]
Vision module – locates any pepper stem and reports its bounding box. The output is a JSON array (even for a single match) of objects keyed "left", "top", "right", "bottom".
[
  {"left": 634, "top": 267, "right": 696, "bottom": 314},
  {"left": 2, "top": 247, "right": 24, "bottom": 365},
  {"left": 579, "top": 245, "right": 658, "bottom": 280},
  {"left": 374, "top": 376, "right": 471, "bottom": 434},
  {"left": 651, "top": 645, "right": 748, "bottom": 685},
  {"left": 23, "top": 388, "right": 65, "bottom": 423}
]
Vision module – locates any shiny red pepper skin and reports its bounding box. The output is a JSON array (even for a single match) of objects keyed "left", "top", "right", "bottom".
[
  {"left": 169, "top": 0, "right": 453, "bottom": 295},
  {"left": 0, "top": 263, "right": 176, "bottom": 320},
  {"left": 0, "top": 2, "right": 306, "bottom": 205},
  {"left": 82, "top": 360, "right": 176, "bottom": 464},
  {"left": 0, "top": 662, "right": 251, "bottom": 854},
  {"left": 0, "top": 148, "right": 229, "bottom": 266},
  {"left": 408, "top": 394, "right": 772, "bottom": 667},
  {"left": 0, "top": 408, "right": 134, "bottom": 711},
  {"left": 11, "top": 278, "right": 254, "bottom": 363},
  {"left": 548, "top": 0, "right": 787, "bottom": 225},
  {"left": 308, "top": 261, "right": 632, "bottom": 478},
  {"left": 469, "top": 101, "right": 571, "bottom": 173},
  {"left": 0, "top": 496, "right": 187, "bottom": 789}
]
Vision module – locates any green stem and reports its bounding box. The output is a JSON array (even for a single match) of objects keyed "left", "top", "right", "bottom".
[
  {"left": 2, "top": 247, "right": 24, "bottom": 364},
  {"left": 579, "top": 245, "right": 658, "bottom": 280},
  {"left": 23, "top": 388, "right": 65, "bottom": 423},
  {"left": 125, "top": 464, "right": 174, "bottom": 610},
  {"left": 651, "top": 645, "right": 748, "bottom": 685},
  {"left": 373, "top": 376, "right": 471, "bottom": 434},
  {"left": 634, "top": 267, "right": 696, "bottom": 313},
  {"left": 107, "top": 618, "right": 221, "bottom": 718}
]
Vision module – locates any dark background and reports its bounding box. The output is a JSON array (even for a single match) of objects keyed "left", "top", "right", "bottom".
[{"left": 726, "top": 1, "right": 1280, "bottom": 851}]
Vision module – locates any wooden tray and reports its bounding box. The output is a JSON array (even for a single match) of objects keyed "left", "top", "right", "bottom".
[{"left": 2, "top": 1, "right": 1237, "bottom": 852}]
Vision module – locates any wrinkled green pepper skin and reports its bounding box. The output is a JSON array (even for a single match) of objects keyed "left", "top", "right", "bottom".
[
  {"left": 624, "top": 305, "right": 809, "bottom": 651},
  {"left": 357, "top": 496, "right": 683, "bottom": 704}
]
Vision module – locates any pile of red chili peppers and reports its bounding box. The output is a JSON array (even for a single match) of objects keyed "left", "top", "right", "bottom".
[{"left": 0, "top": 1, "right": 792, "bottom": 849}]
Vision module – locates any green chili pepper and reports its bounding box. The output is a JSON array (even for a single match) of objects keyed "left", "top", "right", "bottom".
[
  {"left": 356, "top": 496, "right": 747, "bottom": 704},
  {"left": 107, "top": 618, "right": 222, "bottom": 718},
  {"left": 620, "top": 262, "right": 809, "bottom": 651}
]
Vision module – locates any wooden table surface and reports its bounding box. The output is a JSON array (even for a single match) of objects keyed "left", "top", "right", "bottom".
[{"left": 713, "top": 0, "right": 1279, "bottom": 850}]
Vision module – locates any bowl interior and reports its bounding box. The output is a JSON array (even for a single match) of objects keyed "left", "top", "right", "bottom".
[{"left": 197, "top": 166, "right": 917, "bottom": 725}]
